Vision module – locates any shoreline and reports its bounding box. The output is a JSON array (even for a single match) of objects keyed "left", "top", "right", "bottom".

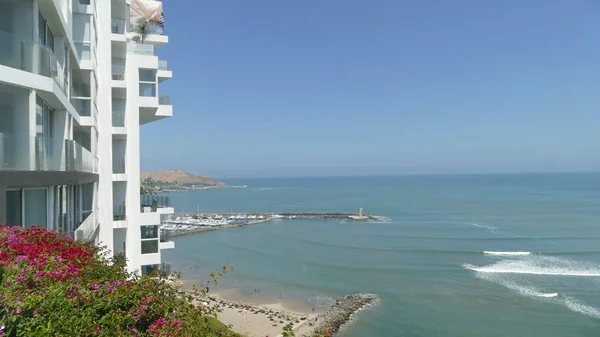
[{"left": 182, "top": 284, "right": 378, "bottom": 337}]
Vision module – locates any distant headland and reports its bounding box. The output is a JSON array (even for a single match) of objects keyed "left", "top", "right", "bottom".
[{"left": 141, "top": 170, "right": 244, "bottom": 192}]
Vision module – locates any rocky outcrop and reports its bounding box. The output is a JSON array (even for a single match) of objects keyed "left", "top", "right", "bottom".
[{"left": 301, "top": 294, "right": 378, "bottom": 337}]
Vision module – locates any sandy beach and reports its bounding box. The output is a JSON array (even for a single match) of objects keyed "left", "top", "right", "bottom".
[
  {"left": 180, "top": 280, "right": 378, "bottom": 337},
  {"left": 193, "top": 287, "right": 326, "bottom": 337}
]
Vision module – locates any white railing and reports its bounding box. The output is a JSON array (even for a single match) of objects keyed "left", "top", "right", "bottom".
[
  {"left": 74, "top": 209, "right": 99, "bottom": 242},
  {"left": 127, "top": 43, "right": 154, "bottom": 56}
]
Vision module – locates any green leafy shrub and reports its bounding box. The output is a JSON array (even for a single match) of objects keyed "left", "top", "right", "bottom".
[{"left": 0, "top": 225, "right": 240, "bottom": 337}]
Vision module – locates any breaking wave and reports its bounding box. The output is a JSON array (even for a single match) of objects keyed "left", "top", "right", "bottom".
[
  {"left": 466, "top": 254, "right": 600, "bottom": 319},
  {"left": 464, "top": 255, "right": 600, "bottom": 277},
  {"left": 483, "top": 251, "right": 531, "bottom": 256}
]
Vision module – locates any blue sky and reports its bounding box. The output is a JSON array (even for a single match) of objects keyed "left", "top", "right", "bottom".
[{"left": 141, "top": 0, "right": 600, "bottom": 178}]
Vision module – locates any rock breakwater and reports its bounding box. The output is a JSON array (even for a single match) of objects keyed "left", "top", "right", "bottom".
[{"left": 300, "top": 293, "right": 378, "bottom": 337}]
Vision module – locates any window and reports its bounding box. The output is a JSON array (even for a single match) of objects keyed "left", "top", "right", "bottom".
[
  {"left": 141, "top": 240, "right": 158, "bottom": 254},
  {"left": 141, "top": 225, "right": 158, "bottom": 239},
  {"left": 141, "top": 224, "right": 159, "bottom": 254},
  {"left": 139, "top": 69, "right": 156, "bottom": 97},
  {"left": 38, "top": 13, "right": 55, "bottom": 52},
  {"left": 35, "top": 96, "right": 54, "bottom": 169},
  {"left": 6, "top": 190, "right": 22, "bottom": 227},
  {"left": 23, "top": 189, "right": 47, "bottom": 229},
  {"left": 139, "top": 69, "right": 155, "bottom": 82}
]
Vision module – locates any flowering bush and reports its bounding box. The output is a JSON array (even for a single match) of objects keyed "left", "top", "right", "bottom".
[{"left": 0, "top": 225, "right": 240, "bottom": 337}]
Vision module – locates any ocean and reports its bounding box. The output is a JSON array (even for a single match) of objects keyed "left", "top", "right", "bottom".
[{"left": 162, "top": 172, "right": 600, "bottom": 337}]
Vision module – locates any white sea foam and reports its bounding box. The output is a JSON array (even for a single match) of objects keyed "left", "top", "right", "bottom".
[
  {"left": 464, "top": 255, "right": 600, "bottom": 277},
  {"left": 473, "top": 269, "right": 558, "bottom": 298},
  {"left": 563, "top": 297, "right": 600, "bottom": 319},
  {"left": 469, "top": 223, "right": 497, "bottom": 230},
  {"left": 466, "top": 255, "right": 600, "bottom": 318},
  {"left": 464, "top": 263, "right": 600, "bottom": 277},
  {"left": 483, "top": 251, "right": 531, "bottom": 256}
]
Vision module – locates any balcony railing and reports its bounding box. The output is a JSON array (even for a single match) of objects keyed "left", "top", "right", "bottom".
[
  {"left": 111, "top": 18, "right": 126, "bottom": 34},
  {"left": 139, "top": 83, "right": 156, "bottom": 97},
  {"left": 158, "top": 60, "right": 168, "bottom": 70},
  {"left": 65, "top": 140, "right": 98, "bottom": 173},
  {"left": 0, "top": 29, "right": 68, "bottom": 95},
  {"left": 112, "top": 110, "right": 126, "bottom": 127},
  {"left": 159, "top": 95, "right": 169, "bottom": 105},
  {"left": 0, "top": 133, "right": 97, "bottom": 173},
  {"left": 131, "top": 22, "right": 164, "bottom": 36},
  {"left": 113, "top": 203, "right": 126, "bottom": 221},
  {"left": 112, "top": 63, "right": 125, "bottom": 80},
  {"left": 75, "top": 42, "right": 91, "bottom": 61},
  {"left": 71, "top": 97, "right": 91, "bottom": 117},
  {"left": 74, "top": 208, "right": 99, "bottom": 242},
  {"left": 141, "top": 195, "right": 171, "bottom": 212},
  {"left": 127, "top": 43, "right": 154, "bottom": 56},
  {"left": 113, "top": 157, "right": 125, "bottom": 174},
  {"left": 160, "top": 229, "right": 173, "bottom": 243},
  {"left": 149, "top": 23, "right": 164, "bottom": 35}
]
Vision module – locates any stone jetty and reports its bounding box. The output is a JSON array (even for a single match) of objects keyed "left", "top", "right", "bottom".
[{"left": 300, "top": 294, "right": 378, "bottom": 337}]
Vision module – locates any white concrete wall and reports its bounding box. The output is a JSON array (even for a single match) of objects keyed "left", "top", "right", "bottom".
[
  {"left": 0, "top": 0, "right": 173, "bottom": 275},
  {"left": 96, "top": 0, "right": 114, "bottom": 254},
  {"left": 123, "top": 43, "right": 142, "bottom": 273}
]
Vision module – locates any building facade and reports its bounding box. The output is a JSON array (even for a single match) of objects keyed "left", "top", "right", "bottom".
[{"left": 0, "top": 0, "right": 174, "bottom": 275}]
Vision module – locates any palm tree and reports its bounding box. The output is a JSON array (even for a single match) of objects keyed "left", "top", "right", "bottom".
[{"left": 132, "top": 18, "right": 149, "bottom": 43}]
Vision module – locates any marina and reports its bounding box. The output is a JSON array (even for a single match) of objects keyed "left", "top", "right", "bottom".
[{"left": 160, "top": 207, "right": 381, "bottom": 238}]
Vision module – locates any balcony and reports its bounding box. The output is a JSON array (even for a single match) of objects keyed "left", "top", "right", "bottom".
[
  {"left": 113, "top": 203, "right": 126, "bottom": 221},
  {"left": 112, "top": 110, "right": 126, "bottom": 127},
  {"left": 74, "top": 209, "right": 99, "bottom": 243},
  {"left": 65, "top": 140, "right": 98, "bottom": 173},
  {"left": 0, "top": 133, "right": 97, "bottom": 173},
  {"left": 112, "top": 63, "right": 125, "bottom": 81},
  {"left": 157, "top": 60, "right": 172, "bottom": 82},
  {"left": 148, "top": 23, "right": 164, "bottom": 35},
  {"left": 160, "top": 229, "right": 173, "bottom": 243},
  {"left": 111, "top": 18, "right": 126, "bottom": 34},
  {"left": 159, "top": 95, "right": 169, "bottom": 105},
  {"left": 0, "top": 29, "right": 68, "bottom": 94},
  {"left": 113, "top": 157, "right": 125, "bottom": 174},
  {"left": 127, "top": 43, "right": 154, "bottom": 56},
  {"left": 141, "top": 195, "right": 171, "bottom": 212},
  {"left": 71, "top": 97, "right": 97, "bottom": 121}
]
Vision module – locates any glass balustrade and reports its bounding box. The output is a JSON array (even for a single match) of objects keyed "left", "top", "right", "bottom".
[
  {"left": 0, "top": 29, "right": 67, "bottom": 94},
  {"left": 0, "top": 133, "right": 97, "bottom": 173},
  {"left": 112, "top": 110, "right": 126, "bottom": 127},
  {"left": 71, "top": 97, "right": 91, "bottom": 116},
  {"left": 159, "top": 95, "right": 170, "bottom": 105},
  {"left": 111, "top": 18, "right": 126, "bottom": 34}
]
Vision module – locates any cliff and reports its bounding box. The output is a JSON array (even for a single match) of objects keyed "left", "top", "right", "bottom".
[{"left": 141, "top": 170, "right": 227, "bottom": 188}]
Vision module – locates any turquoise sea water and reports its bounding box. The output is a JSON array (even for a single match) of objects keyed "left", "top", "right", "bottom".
[{"left": 162, "top": 173, "right": 600, "bottom": 337}]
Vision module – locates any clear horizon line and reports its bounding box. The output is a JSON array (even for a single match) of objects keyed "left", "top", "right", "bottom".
[{"left": 213, "top": 170, "right": 600, "bottom": 180}]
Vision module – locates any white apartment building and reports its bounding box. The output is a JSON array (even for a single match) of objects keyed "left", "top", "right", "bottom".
[{"left": 0, "top": 0, "right": 175, "bottom": 275}]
